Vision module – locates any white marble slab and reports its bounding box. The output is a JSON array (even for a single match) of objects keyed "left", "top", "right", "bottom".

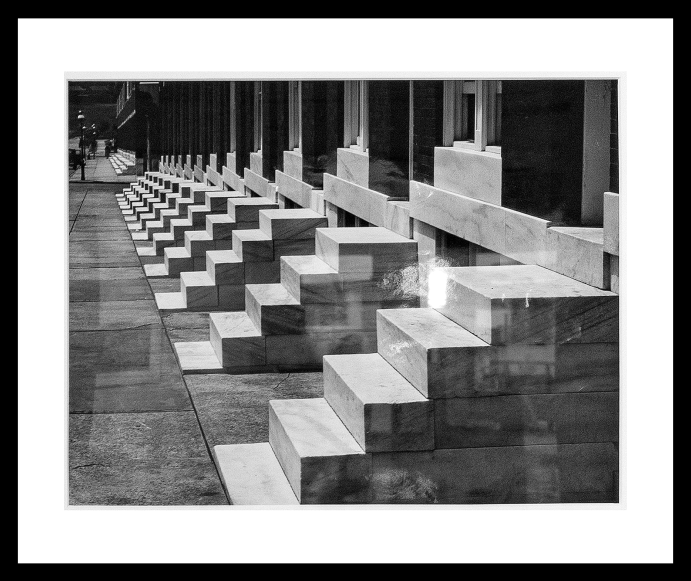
[
  {"left": 258, "top": 209, "right": 327, "bottom": 240},
  {"left": 213, "top": 443, "right": 299, "bottom": 505},
  {"left": 268, "top": 398, "right": 371, "bottom": 503},
  {"left": 434, "top": 146, "right": 502, "bottom": 206},
  {"left": 276, "top": 170, "right": 312, "bottom": 209},
  {"left": 175, "top": 341, "right": 224, "bottom": 373},
  {"left": 545, "top": 227, "right": 606, "bottom": 288},
  {"left": 323, "top": 353, "right": 433, "bottom": 453},
  {"left": 336, "top": 147, "right": 369, "bottom": 188},
  {"left": 209, "top": 311, "right": 265, "bottom": 367},
  {"left": 323, "top": 173, "right": 389, "bottom": 228},
  {"left": 283, "top": 150, "right": 302, "bottom": 181}
]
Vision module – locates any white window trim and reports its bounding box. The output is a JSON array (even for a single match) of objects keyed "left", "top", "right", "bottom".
[
  {"left": 288, "top": 81, "right": 301, "bottom": 151},
  {"left": 344, "top": 80, "right": 368, "bottom": 152},
  {"left": 443, "top": 80, "right": 501, "bottom": 155},
  {"left": 229, "top": 81, "right": 236, "bottom": 153},
  {"left": 253, "top": 81, "right": 262, "bottom": 153}
]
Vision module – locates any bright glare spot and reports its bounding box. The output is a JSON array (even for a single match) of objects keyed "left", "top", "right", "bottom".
[{"left": 428, "top": 268, "right": 448, "bottom": 308}]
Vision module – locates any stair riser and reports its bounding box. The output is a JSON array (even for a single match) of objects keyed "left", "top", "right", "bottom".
[
  {"left": 210, "top": 323, "right": 266, "bottom": 368},
  {"left": 315, "top": 233, "right": 418, "bottom": 274},
  {"left": 377, "top": 311, "right": 619, "bottom": 399},
  {"left": 370, "top": 442, "right": 618, "bottom": 504},
  {"left": 268, "top": 405, "right": 372, "bottom": 504},
  {"left": 323, "top": 360, "right": 435, "bottom": 453},
  {"left": 264, "top": 331, "right": 378, "bottom": 367},
  {"left": 433, "top": 392, "right": 619, "bottom": 450}
]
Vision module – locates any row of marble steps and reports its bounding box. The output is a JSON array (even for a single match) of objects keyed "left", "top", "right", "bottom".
[
  {"left": 153, "top": 208, "right": 329, "bottom": 311},
  {"left": 174, "top": 226, "right": 421, "bottom": 374},
  {"left": 212, "top": 263, "right": 620, "bottom": 504}
]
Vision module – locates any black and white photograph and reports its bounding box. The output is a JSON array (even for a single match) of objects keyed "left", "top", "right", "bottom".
[{"left": 18, "top": 18, "right": 674, "bottom": 564}]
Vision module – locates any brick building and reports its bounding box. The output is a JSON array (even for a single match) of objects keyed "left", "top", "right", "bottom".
[{"left": 120, "top": 78, "right": 620, "bottom": 504}]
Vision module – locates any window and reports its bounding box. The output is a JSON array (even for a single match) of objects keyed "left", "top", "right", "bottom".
[
  {"left": 344, "top": 80, "right": 368, "bottom": 151},
  {"left": 229, "top": 81, "right": 236, "bottom": 153},
  {"left": 443, "top": 80, "right": 502, "bottom": 153},
  {"left": 288, "top": 81, "right": 301, "bottom": 151},
  {"left": 253, "top": 81, "right": 262, "bottom": 152}
]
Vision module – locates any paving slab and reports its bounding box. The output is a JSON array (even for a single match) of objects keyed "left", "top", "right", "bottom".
[
  {"left": 69, "top": 299, "right": 162, "bottom": 331},
  {"left": 69, "top": 267, "right": 153, "bottom": 302}
]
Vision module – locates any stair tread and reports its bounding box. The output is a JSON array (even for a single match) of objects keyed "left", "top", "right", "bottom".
[
  {"left": 174, "top": 341, "right": 223, "bottom": 372},
  {"left": 154, "top": 292, "right": 185, "bottom": 310},
  {"left": 378, "top": 308, "right": 488, "bottom": 349},
  {"left": 214, "top": 443, "right": 298, "bottom": 506},
  {"left": 170, "top": 218, "right": 193, "bottom": 227},
  {"left": 207, "top": 249, "right": 241, "bottom": 264},
  {"left": 281, "top": 254, "right": 337, "bottom": 275},
  {"left": 246, "top": 283, "right": 300, "bottom": 306},
  {"left": 136, "top": 246, "right": 156, "bottom": 257},
  {"left": 442, "top": 264, "right": 615, "bottom": 299},
  {"left": 270, "top": 398, "right": 365, "bottom": 458},
  {"left": 261, "top": 208, "right": 324, "bottom": 220},
  {"left": 153, "top": 232, "right": 174, "bottom": 242},
  {"left": 143, "top": 263, "right": 168, "bottom": 277},
  {"left": 181, "top": 271, "right": 214, "bottom": 286},
  {"left": 324, "top": 353, "right": 427, "bottom": 404},
  {"left": 164, "top": 247, "right": 191, "bottom": 259},
  {"left": 233, "top": 229, "right": 271, "bottom": 242},
  {"left": 207, "top": 214, "right": 234, "bottom": 224},
  {"left": 210, "top": 311, "right": 261, "bottom": 338},
  {"left": 318, "top": 226, "right": 412, "bottom": 244},
  {"left": 131, "top": 232, "right": 149, "bottom": 241},
  {"left": 185, "top": 230, "right": 213, "bottom": 242}
]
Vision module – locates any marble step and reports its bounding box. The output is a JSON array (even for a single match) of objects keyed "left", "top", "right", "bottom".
[
  {"left": 269, "top": 398, "right": 370, "bottom": 504},
  {"left": 315, "top": 227, "right": 418, "bottom": 274},
  {"left": 245, "top": 283, "right": 304, "bottom": 335},
  {"left": 258, "top": 208, "right": 327, "bottom": 240},
  {"left": 227, "top": 197, "right": 279, "bottom": 222},
  {"left": 323, "top": 353, "right": 434, "bottom": 453},
  {"left": 131, "top": 231, "right": 148, "bottom": 242},
  {"left": 164, "top": 246, "right": 194, "bottom": 276},
  {"left": 144, "top": 263, "right": 168, "bottom": 278},
  {"left": 232, "top": 229, "right": 273, "bottom": 262},
  {"left": 136, "top": 244, "right": 157, "bottom": 257},
  {"left": 210, "top": 311, "right": 265, "bottom": 368},
  {"left": 184, "top": 231, "right": 216, "bottom": 257},
  {"left": 175, "top": 341, "right": 224, "bottom": 373},
  {"left": 206, "top": 214, "right": 248, "bottom": 240},
  {"left": 154, "top": 291, "right": 187, "bottom": 312},
  {"left": 436, "top": 265, "right": 619, "bottom": 345},
  {"left": 144, "top": 220, "right": 167, "bottom": 240},
  {"left": 181, "top": 271, "right": 218, "bottom": 308},
  {"left": 170, "top": 218, "right": 194, "bottom": 241},
  {"left": 378, "top": 308, "right": 619, "bottom": 399},
  {"left": 205, "top": 190, "right": 244, "bottom": 212},
  {"left": 206, "top": 250, "right": 244, "bottom": 285},
  {"left": 280, "top": 255, "right": 338, "bottom": 303},
  {"left": 280, "top": 255, "right": 419, "bottom": 305},
  {"left": 213, "top": 443, "right": 299, "bottom": 505},
  {"left": 152, "top": 232, "right": 175, "bottom": 254},
  {"left": 180, "top": 184, "right": 222, "bottom": 205}
]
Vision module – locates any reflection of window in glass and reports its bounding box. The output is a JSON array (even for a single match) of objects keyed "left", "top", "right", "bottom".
[
  {"left": 443, "top": 80, "right": 501, "bottom": 153},
  {"left": 288, "top": 81, "right": 301, "bottom": 151},
  {"left": 344, "top": 80, "right": 368, "bottom": 151},
  {"left": 253, "top": 81, "right": 262, "bottom": 152}
]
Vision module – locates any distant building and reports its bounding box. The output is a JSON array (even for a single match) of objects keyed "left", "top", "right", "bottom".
[{"left": 115, "top": 81, "right": 161, "bottom": 174}]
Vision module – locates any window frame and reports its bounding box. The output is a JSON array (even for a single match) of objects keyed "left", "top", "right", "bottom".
[
  {"left": 253, "top": 81, "right": 262, "bottom": 153},
  {"left": 344, "top": 80, "right": 368, "bottom": 152},
  {"left": 443, "top": 80, "right": 502, "bottom": 154},
  {"left": 288, "top": 81, "right": 302, "bottom": 151}
]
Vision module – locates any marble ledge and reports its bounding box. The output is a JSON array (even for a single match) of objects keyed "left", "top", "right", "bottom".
[{"left": 336, "top": 147, "right": 369, "bottom": 189}]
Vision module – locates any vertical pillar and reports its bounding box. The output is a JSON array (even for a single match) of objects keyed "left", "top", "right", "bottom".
[{"left": 581, "top": 80, "right": 612, "bottom": 225}]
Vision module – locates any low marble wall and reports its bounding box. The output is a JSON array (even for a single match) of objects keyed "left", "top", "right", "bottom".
[
  {"left": 323, "top": 173, "right": 412, "bottom": 237},
  {"left": 244, "top": 168, "right": 277, "bottom": 201},
  {"left": 276, "top": 170, "right": 312, "bottom": 209},
  {"left": 206, "top": 166, "right": 222, "bottom": 188},
  {"left": 209, "top": 153, "right": 218, "bottom": 173},
  {"left": 433, "top": 147, "right": 502, "bottom": 206},
  {"left": 545, "top": 227, "right": 607, "bottom": 289},
  {"left": 193, "top": 166, "right": 205, "bottom": 183},
  {"left": 337, "top": 148, "right": 369, "bottom": 189},
  {"left": 310, "top": 190, "right": 325, "bottom": 215},
  {"left": 186, "top": 155, "right": 192, "bottom": 168},
  {"left": 603, "top": 192, "right": 619, "bottom": 256},
  {"left": 250, "top": 152, "right": 262, "bottom": 176},
  {"left": 184, "top": 164, "right": 193, "bottom": 180},
  {"left": 283, "top": 150, "right": 303, "bottom": 181},
  {"left": 222, "top": 165, "right": 244, "bottom": 193}
]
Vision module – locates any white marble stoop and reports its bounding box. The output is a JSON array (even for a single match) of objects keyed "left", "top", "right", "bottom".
[
  {"left": 154, "top": 207, "right": 325, "bottom": 312},
  {"left": 213, "top": 264, "right": 620, "bottom": 505}
]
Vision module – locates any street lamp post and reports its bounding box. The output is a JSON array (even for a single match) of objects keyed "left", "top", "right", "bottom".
[{"left": 77, "top": 111, "right": 85, "bottom": 181}]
